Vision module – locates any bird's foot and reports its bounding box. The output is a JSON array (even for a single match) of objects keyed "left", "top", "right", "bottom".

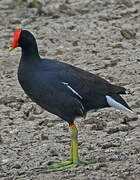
[
  {"left": 50, "top": 158, "right": 88, "bottom": 168},
  {"left": 33, "top": 159, "right": 88, "bottom": 173}
]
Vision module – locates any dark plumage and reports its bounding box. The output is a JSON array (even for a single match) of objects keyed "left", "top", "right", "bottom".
[
  {"left": 17, "top": 30, "right": 132, "bottom": 124},
  {"left": 9, "top": 30, "right": 133, "bottom": 172}
]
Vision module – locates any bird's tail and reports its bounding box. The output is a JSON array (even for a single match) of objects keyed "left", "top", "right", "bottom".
[{"left": 106, "top": 94, "right": 133, "bottom": 113}]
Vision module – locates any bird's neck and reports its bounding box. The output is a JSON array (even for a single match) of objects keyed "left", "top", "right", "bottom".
[{"left": 21, "top": 43, "right": 40, "bottom": 60}]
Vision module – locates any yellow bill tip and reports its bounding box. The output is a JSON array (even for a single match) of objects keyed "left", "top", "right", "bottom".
[{"left": 9, "top": 47, "right": 14, "bottom": 52}]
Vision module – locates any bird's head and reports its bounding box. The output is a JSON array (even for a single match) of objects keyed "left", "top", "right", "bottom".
[{"left": 9, "top": 30, "right": 37, "bottom": 52}]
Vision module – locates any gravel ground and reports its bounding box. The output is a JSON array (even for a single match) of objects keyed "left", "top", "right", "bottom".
[{"left": 0, "top": 0, "right": 140, "bottom": 179}]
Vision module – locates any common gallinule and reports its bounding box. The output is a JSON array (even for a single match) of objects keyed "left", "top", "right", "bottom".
[{"left": 9, "top": 30, "right": 133, "bottom": 172}]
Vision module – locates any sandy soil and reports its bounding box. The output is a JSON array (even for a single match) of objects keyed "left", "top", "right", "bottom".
[{"left": 0, "top": 0, "right": 140, "bottom": 179}]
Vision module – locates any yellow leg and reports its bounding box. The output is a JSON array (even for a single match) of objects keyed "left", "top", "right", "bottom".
[
  {"left": 34, "top": 124, "right": 87, "bottom": 173},
  {"left": 70, "top": 124, "right": 79, "bottom": 163},
  {"left": 70, "top": 124, "right": 87, "bottom": 165}
]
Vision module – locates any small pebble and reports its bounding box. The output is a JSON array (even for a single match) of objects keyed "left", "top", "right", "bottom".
[
  {"left": 13, "top": 163, "right": 21, "bottom": 169},
  {"left": 1, "top": 158, "right": 13, "bottom": 164},
  {"left": 120, "top": 29, "right": 136, "bottom": 39},
  {"left": 10, "top": 18, "right": 21, "bottom": 24},
  {"left": 0, "top": 135, "right": 3, "bottom": 144},
  {"left": 41, "top": 133, "right": 48, "bottom": 140},
  {"left": 21, "top": 19, "right": 32, "bottom": 26},
  {"left": 119, "top": 0, "right": 133, "bottom": 7},
  {"left": 9, "top": 129, "right": 18, "bottom": 134},
  {"left": 124, "top": 137, "right": 134, "bottom": 142}
]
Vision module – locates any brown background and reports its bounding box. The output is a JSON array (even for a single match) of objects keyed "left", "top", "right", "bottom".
[{"left": 0, "top": 0, "right": 140, "bottom": 179}]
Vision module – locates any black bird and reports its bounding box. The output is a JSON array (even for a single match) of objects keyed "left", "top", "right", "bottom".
[{"left": 9, "top": 30, "right": 133, "bottom": 172}]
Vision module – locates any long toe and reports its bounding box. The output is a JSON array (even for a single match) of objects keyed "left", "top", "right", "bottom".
[
  {"left": 50, "top": 160, "right": 73, "bottom": 168},
  {"left": 33, "top": 163, "right": 77, "bottom": 173},
  {"left": 78, "top": 159, "right": 88, "bottom": 164},
  {"left": 33, "top": 159, "right": 88, "bottom": 173}
]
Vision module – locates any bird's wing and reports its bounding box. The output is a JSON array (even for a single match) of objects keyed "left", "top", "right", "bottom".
[
  {"left": 35, "top": 79, "right": 87, "bottom": 122},
  {"left": 55, "top": 63, "right": 126, "bottom": 97}
]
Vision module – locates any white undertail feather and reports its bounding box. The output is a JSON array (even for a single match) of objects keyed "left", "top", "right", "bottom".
[{"left": 106, "top": 95, "right": 133, "bottom": 113}]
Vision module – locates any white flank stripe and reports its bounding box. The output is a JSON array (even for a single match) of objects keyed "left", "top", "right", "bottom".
[
  {"left": 106, "top": 95, "right": 133, "bottom": 113},
  {"left": 62, "top": 82, "right": 82, "bottom": 99}
]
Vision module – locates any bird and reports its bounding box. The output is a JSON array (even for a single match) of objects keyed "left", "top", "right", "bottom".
[{"left": 9, "top": 30, "right": 133, "bottom": 172}]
